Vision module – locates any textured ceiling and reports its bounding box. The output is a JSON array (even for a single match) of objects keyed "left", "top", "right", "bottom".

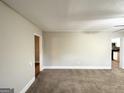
[{"left": 3, "top": 0, "right": 124, "bottom": 32}]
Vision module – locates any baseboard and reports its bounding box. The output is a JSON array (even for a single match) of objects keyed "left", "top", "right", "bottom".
[
  {"left": 120, "top": 66, "right": 124, "bottom": 69},
  {"left": 43, "top": 66, "right": 111, "bottom": 69},
  {"left": 40, "top": 65, "right": 44, "bottom": 71},
  {"left": 20, "top": 77, "right": 35, "bottom": 93}
]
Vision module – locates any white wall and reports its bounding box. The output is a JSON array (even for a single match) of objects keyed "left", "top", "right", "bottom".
[
  {"left": 112, "top": 38, "right": 120, "bottom": 47},
  {"left": 120, "top": 37, "right": 124, "bottom": 68},
  {"left": 0, "top": 2, "right": 42, "bottom": 93},
  {"left": 43, "top": 32, "right": 111, "bottom": 69}
]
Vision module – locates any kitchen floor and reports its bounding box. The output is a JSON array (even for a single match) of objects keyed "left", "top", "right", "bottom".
[{"left": 112, "top": 60, "right": 119, "bottom": 69}]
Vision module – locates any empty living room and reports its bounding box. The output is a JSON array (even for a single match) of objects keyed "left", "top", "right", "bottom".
[{"left": 1, "top": 0, "right": 124, "bottom": 93}]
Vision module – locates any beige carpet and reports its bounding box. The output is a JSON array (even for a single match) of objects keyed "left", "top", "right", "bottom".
[{"left": 26, "top": 67, "right": 124, "bottom": 93}]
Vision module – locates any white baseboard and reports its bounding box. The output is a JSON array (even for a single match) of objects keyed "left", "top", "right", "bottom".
[
  {"left": 20, "top": 77, "right": 35, "bottom": 93},
  {"left": 40, "top": 67, "right": 44, "bottom": 71},
  {"left": 120, "top": 66, "right": 124, "bottom": 69},
  {"left": 40, "top": 65, "right": 44, "bottom": 71},
  {"left": 43, "top": 66, "right": 111, "bottom": 69}
]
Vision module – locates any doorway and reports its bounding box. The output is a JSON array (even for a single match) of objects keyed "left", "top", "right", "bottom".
[
  {"left": 34, "top": 35, "right": 40, "bottom": 77},
  {"left": 111, "top": 38, "right": 120, "bottom": 69}
]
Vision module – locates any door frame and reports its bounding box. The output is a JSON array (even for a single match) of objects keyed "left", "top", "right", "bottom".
[
  {"left": 111, "top": 37, "right": 121, "bottom": 69},
  {"left": 34, "top": 33, "right": 43, "bottom": 71}
]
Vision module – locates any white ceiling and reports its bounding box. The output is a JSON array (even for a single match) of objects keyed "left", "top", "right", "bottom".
[{"left": 3, "top": 0, "right": 124, "bottom": 32}]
